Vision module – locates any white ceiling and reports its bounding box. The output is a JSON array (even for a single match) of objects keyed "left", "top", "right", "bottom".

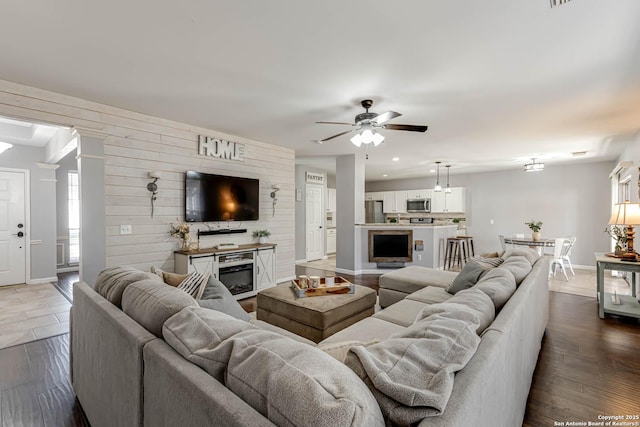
[
  {"left": 1, "top": 1, "right": 639, "bottom": 179},
  {"left": 0, "top": 116, "right": 63, "bottom": 148}
]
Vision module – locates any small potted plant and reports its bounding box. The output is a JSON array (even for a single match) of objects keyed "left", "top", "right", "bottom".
[
  {"left": 253, "top": 229, "right": 271, "bottom": 244},
  {"left": 525, "top": 220, "right": 543, "bottom": 241},
  {"left": 604, "top": 225, "right": 628, "bottom": 256}
]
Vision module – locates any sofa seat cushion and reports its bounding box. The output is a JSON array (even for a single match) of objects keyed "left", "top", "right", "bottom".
[
  {"left": 122, "top": 279, "right": 198, "bottom": 337},
  {"left": 163, "top": 307, "right": 385, "bottom": 427},
  {"left": 415, "top": 288, "right": 496, "bottom": 334},
  {"left": 379, "top": 266, "right": 458, "bottom": 294},
  {"left": 373, "top": 299, "right": 429, "bottom": 327},
  {"left": 95, "top": 266, "right": 160, "bottom": 308},
  {"left": 318, "top": 317, "right": 406, "bottom": 346},
  {"left": 474, "top": 268, "right": 516, "bottom": 310},
  {"left": 406, "top": 286, "right": 453, "bottom": 304}
]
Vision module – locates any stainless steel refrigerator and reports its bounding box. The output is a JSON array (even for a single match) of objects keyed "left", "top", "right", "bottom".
[{"left": 365, "top": 200, "right": 385, "bottom": 223}]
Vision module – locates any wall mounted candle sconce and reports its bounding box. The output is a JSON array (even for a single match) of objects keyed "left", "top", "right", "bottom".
[
  {"left": 147, "top": 171, "right": 160, "bottom": 218},
  {"left": 270, "top": 184, "right": 280, "bottom": 217}
]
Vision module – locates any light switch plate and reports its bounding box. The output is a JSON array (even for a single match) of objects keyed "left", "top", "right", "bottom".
[{"left": 120, "top": 224, "right": 132, "bottom": 235}]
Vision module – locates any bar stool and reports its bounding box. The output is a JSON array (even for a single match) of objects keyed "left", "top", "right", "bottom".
[
  {"left": 457, "top": 236, "right": 475, "bottom": 260},
  {"left": 444, "top": 238, "right": 465, "bottom": 270}
]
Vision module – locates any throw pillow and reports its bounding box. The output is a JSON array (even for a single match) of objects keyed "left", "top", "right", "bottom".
[
  {"left": 150, "top": 266, "right": 189, "bottom": 287},
  {"left": 177, "top": 272, "right": 210, "bottom": 300},
  {"left": 317, "top": 339, "right": 380, "bottom": 363},
  {"left": 447, "top": 260, "right": 487, "bottom": 294},
  {"left": 197, "top": 276, "right": 251, "bottom": 322}
]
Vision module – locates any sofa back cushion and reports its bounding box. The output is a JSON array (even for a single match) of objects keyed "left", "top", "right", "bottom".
[
  {"left": 122, "top": 279, "right": 198, "bottom": 337},
  {"left": 499, "top": 255, "right": 532, "bottom": 286},
  {"left": 416, "top": 288, "right": 495, "bottom": 334},
  {"left": 163, "top": 307, "right": 384, "bottom": 427},
  {"left": 95, "top": 266, "right": 160, "bottom": 308},
  {"left": 474, "top": 268, "right": 516, "bottom": 310},
  {"left": 501, "top": 248, "right": 540, "bottom": 265}
]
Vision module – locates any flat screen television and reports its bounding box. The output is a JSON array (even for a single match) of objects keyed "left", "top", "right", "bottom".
[{"left": 185, "top": 171, "right": 259, "bottom": 222}]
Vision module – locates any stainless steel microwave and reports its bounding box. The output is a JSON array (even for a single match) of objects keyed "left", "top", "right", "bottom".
[{"left": 407, "top": 198, "right": 431, "bottom": 213}]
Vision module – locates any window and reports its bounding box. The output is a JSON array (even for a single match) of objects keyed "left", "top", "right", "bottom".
[{"left": 68, "top": 171, "right": 80, "bottom": 264}]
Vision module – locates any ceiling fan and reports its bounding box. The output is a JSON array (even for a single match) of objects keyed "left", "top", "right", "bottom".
[{"left": 315, "top": 99, "right": 428, "bottom": 146}]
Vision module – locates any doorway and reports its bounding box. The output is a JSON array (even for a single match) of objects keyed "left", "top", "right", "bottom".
[
  {"left": 0, "top": 168, "right": 28, "bottom": 286},
  {"left": 305, "top": 184, "right": 324, "bottom": 261}
]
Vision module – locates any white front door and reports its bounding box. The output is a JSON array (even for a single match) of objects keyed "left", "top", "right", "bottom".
[
  {"left": 305, "top": 184, "right": 324, "bottom": 261},
  {"left": 0, "top": 170, "right": 27, "bottom": 286}
]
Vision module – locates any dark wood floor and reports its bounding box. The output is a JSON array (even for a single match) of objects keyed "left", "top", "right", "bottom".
[
  {"left": 1, "top": 266, "right": 638, "bottom": 426},
  {"left": 52, "top": 271, "right": 78, "bottom": 303}
]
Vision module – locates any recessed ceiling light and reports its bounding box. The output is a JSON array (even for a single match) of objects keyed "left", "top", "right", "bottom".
[
  {"left": 392, "top": 157, "right": 399, "bottom": 162},
  {"left": 382, "top": 174, "right": 388, "bottom": 177},
  {"left": 429, "top": 169, "right": 435, "bottom": 173},
  {"left": 0, "top": 141, "right": 13, "bottom": 155}
]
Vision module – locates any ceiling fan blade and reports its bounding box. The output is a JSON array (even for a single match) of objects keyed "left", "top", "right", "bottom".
[
  {"left": 384, "top": 124, "right": 429, "bottom": 132},
  {"left": 372, "top": 110, "right": 401, "bottom": 125},
  {"left": 319, "top": 129, "right": 355, "bottom": 142},
  {"left": 315, "top": 121, "right": 354, "bottom": 126}
]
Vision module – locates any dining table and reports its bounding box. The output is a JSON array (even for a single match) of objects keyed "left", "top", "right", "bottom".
[{"left": 503, "top": 236, "right": 555, "bottom": 254}]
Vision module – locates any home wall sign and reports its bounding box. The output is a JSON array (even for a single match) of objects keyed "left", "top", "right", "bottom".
[
  {"left": 305, "top": 171, "right": 325, "bottom": 184},
  {"left": 198, "top": 135, "right": 245, "bottom": 161}
]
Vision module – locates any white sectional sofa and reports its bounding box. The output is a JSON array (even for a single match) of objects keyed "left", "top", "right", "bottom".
[{"left": 70, "top": 249, "right": 549, "bottom": 427}]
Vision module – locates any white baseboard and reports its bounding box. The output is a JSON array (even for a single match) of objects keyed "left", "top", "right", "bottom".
[
  {"left": 27, "top": 276, "right": 58, "bottom": 285},
  {"left": 573, "top": 264, "right": 596, "bottom": 271},
  {"left": 295, "top": 259, "right": 307, "bottom": 264},
  {"left": 57, "top": 266, "right": 80, "bottom": 273}
]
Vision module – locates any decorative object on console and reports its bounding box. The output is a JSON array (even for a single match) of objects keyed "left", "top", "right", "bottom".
[
  {"left": 270, "top": 184, "right": 280, "bottom": 217},
  {"left": 524, "top": 158, "right": 544, "bottom": 172},
  {"left": 253, "top": 229, "right": 271, "bottom": 244},
  {"left": 434, "top": 161, "right": 442, "bottom": 192},
  {"left": 608, "top": 201, "right": 640, "bottom": 259},
  {"left": 169, "top": 220, "right": 192, "bottom": 250},
  {"left": 146, "top": 171, "right": 160, "bottom": 218},
  {"left": 525, "top": 220, "right": 543, "bottom": 241}
]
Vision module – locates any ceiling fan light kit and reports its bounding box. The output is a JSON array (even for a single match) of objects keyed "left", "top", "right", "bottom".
[
  {"left": 524, "top": 158, "right": 544, "bottom": 172},
  {"left": 316, "top": 99, "right": 428, "bottom": 146}
]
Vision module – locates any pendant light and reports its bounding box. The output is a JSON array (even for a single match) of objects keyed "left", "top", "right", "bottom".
[
  {"left": 445, "top": 165, "right": 452, "bottom": 193},
  {"left": 434, "top": 161, "right": 442, "bottom": 192}
]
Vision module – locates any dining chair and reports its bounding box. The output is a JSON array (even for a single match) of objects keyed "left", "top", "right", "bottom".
[
  {"left": 498, "top": 235, "right": 506, "bottom": 252},
  {"left": 549, "top": 237, "right": 572, "bottom": 281},
  {"left": 562, "top": 236, "right": 577, "bottom": 276}
]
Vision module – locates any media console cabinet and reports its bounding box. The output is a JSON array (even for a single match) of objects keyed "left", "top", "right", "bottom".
[{"left": 175, "top": 243, "right": 276, "bottom": 300}]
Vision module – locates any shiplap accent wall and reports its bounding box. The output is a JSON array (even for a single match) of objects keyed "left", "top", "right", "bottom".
[{"left": 0, "top": 79, "right": 295, "bottom": 281}]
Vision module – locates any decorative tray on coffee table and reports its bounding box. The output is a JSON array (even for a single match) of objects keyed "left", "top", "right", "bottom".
[{"left": 290, "top": 277, "right": 355, "bottom": 298}]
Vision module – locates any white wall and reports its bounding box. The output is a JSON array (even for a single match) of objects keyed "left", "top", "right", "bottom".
[
  {"left": 367, "top": 161, "right": 614, "bottom": 266},
  {"left": 55, "top": 153, "right": 77, "bottom": 269},
  {"left": 0, "top": 79, "right": 296, "bottom": 282}
]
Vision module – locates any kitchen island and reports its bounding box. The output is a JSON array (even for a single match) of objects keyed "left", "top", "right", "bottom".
[{"left": 340, "top": 224, "right": 458, "bottom": 275}]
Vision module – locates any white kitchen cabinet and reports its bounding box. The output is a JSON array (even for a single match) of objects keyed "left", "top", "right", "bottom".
[
  {"left": 445, "top": 187, "right": 465, "bottom": 213},
  {"left": 326, "top": 188, "right": 337, "bottom": 212},
  {"left": 256, "top": 247, "right": 276, "bottom": 289},
  {"left": 406, "top": 189, "right": 432, "bottom": 199},
  {"left": 365, "top": 191, "right": 384, "bottom": 201},
  {"left": 382, "top": 191, "right": 408, "bottom": 213},
  {"left": 326, "top": 228, "right": 336, "bottom": 254},
  {"left": 430, "top": 187, "right": 465, "bottom": 213}
]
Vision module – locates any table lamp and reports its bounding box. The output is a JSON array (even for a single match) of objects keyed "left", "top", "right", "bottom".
[{"left": 608, "top": 201, "right": 640, "bottom": 259}]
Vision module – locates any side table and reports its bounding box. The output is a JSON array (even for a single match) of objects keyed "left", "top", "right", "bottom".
[{"left": 595, "top": 252, "right": 640, "bottom": 319}]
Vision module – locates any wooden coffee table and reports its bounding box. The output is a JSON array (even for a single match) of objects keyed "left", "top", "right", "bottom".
[{"left": 256, "top": 283, "right": 377, "bottom": 343}]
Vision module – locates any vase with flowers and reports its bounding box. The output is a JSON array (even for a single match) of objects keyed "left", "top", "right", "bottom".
[
  {"left": 170, "top": 220, "right": 192, "bottom": 250},
  {"left": 525, "top": 220, "right": 543, "bottom": 241},
  {"left": 604, "top": 225, "right": 628, "bottom": 256}
]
